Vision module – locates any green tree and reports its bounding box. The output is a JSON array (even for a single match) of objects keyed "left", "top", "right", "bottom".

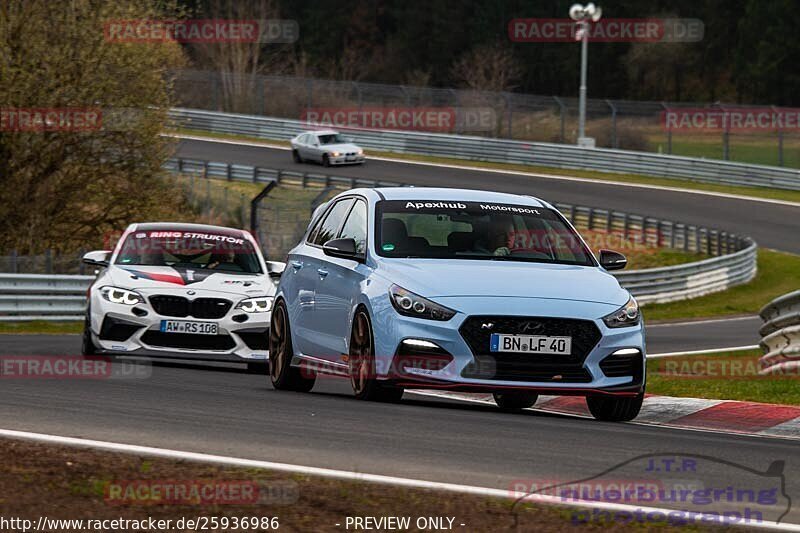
[{"left": 0, "top": 0, "right": 187, "bottom": 253}]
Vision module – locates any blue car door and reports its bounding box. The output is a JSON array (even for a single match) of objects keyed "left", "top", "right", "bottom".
[
  {"left": 312, "top": 199, "right": 369, "bottom": 360},
  {"left": 294, "top": 197, "right": 355, "bottom": 357}
]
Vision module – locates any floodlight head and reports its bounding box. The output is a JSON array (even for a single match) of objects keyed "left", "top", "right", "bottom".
[
  {"left": 591, "top": 6, "right": 603, "bottom": 22},
  {"left": 569, "top": 4, "right": 584, "bottom": 21}
]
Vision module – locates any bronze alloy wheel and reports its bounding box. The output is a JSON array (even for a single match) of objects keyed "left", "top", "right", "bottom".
[
  {"left": 269, "top": 301, "right": 315, "bottom": 392},
  {"left": 348, "top": 310, "right": 403, "bottom": 402}
]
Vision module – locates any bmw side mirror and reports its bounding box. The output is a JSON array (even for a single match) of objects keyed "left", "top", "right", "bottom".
[
  {"left": 267, "top": 260, "right": 286, "bottom": 278},
  {"left": 599, "top": 249, "right": 627, "bottom": 271},
  {"left": 82, "top": 250, "right": 111, "bottom": 267},
  {"left": 323, "top": 238, "right": 363, "bottom": 261}
]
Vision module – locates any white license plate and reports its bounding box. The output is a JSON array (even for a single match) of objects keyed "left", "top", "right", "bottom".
[
  {"left": 160, "top": 320, "right": 218, "bottom": 335},
  {"left": 490, "top": 333, "right": 572, "bottom": 354}
]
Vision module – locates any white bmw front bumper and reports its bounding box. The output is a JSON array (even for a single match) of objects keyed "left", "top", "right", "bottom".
[{"left": 89, "top": 289, "right": 270, "bottom": 363}]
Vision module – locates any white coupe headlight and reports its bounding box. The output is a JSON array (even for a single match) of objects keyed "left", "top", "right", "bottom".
[
  {"left": 235, "top": 296, "right": 274, "bottom": 313},
  {"left": 331, "top": 151, "right": 341, "bottom": 157},
  {"left": 603, "top": 295, "right": 640, "bottom": 328},
  {"left": 100, "top": 286, "right": 144, "bottom": 305}
]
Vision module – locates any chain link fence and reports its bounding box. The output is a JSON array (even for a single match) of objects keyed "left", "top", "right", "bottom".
[{"left": 172, "top": 69, "right": 800, "bottom": 169}]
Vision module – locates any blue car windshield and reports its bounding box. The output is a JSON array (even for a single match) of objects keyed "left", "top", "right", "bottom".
[{"left": 375, "top": 200, "right": 596, "bottom": 266}]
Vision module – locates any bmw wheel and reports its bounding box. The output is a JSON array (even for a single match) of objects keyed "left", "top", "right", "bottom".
[
  {"left": 586, "top": 393, "right": 644, "bottom": 422},
  {"left": 322, "top": 153, "right": 331, "bottom": 167},
  {"left": 269, "top": 301, "right": 315, "bottom": 392},
  {"left": 349, "top": 310, "right": 403, "bottom": 402},
  {"left": 292, "top": 149, "right": 302, "bottom": 163},
  {"left": 493, "top": 392, "right": 538, "bottom": 411}
]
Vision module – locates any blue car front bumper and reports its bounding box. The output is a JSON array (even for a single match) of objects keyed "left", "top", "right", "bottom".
[{"left": 369, "top": 296, "right": 645, "bottom": 396}]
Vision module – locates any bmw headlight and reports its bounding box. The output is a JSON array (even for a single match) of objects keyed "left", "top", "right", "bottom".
[
  {"left": 100, "top": 286, "right": 144, "bottom": 305},
  {"left": 357, "top": 148, "right": 364, "bottom": 155},
  {"left": 331, "top": 151, "right": 341, "bottom": 157},
  {"left": 235, "top": 296, "right": 274, "bottom": 313},
  {"left": 603, "top": 296, "right": 640, "bottom": 328},
  {"left": 389, "top": 285, "right": 455, "bottom": 321}
]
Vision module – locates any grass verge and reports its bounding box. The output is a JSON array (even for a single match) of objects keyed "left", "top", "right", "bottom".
[
  {"left": 168, "top": 128, "right": 800, "bottom": 205},
  {"left": 0, "top": 321, "right": 81, "bottom": 334},
  {"left": 0, "top": 438, "right": 719, "bottom": 531},
  {"left": 643, "top": 249, "right": 800, "bottom": 321},
  {"left": 647, "top": 348, "right": 799, "bottom": 405}
]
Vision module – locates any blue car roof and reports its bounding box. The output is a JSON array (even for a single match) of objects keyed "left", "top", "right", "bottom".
[{"left": 371, "top": 187, "right": 548, "bottom": 207}]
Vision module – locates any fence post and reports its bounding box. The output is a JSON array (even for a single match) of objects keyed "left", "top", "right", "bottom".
[
  {"left": 720, "top": 105, "right": 730, "bottom": 161},
  {"left": 661, "top": 102, "right": 672, "bottom": 154},
  {"left": 553, "top": 96, "right": 566, "bottom": 143},
  {"left": 605, "top": 99, "right": 617, "bottom": 149},
  {"left": 11, "top": 249, "right": 17, "bottom": 274},
  {"left": 45, "top": 248, "right": 53, "bottom": 274}
]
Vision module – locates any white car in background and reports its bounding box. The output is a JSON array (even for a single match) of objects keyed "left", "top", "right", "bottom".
[
  {"left": 291, "top": 130, "right": 365, "bottom": 166},
  {"left": 81, "top": 222, "right": 284, "bottom": 372}
]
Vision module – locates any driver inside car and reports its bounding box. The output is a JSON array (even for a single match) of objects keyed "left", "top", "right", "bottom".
[{"left": 474, "top": 217, "right": 514, "bottom": 256}]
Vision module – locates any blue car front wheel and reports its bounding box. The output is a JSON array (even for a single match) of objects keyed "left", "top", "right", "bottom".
[{"left": 349, "top": 310, "right": 403, "bottom": 402}]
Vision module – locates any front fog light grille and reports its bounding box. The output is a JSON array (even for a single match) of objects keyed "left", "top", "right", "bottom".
[{"left": 600, "top": 349, "right": 643, "bottom": 381}]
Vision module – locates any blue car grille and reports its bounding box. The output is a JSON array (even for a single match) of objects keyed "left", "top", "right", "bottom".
[{"left": 458, "top": 316, "right": 601, "bottom": 383}]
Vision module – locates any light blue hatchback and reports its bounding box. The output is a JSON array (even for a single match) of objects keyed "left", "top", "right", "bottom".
[{"left": 269, "top": 187, "right": 646, "bottom": 421}]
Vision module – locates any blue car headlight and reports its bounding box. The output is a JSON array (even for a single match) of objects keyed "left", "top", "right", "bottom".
[
  {"left": 603, "top": 296, "right": 640, "bottom": 328},
  {"left": 389, "top": 285, "right": 455, "bottom": 321},
  {"left": 100, "top": 286, "right": 144, "bottom": 305}
]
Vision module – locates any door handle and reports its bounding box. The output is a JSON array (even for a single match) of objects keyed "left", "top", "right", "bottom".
[
  {"left": 291, "top": 260, "right": 303, "bottom": 270},
  {"left": 317, "top": 269, "right": 329, "bottom": 278}
]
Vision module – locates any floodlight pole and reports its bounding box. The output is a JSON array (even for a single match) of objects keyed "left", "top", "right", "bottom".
[{"left": 578, "top": 20, "right": 589, "bottom": 141}]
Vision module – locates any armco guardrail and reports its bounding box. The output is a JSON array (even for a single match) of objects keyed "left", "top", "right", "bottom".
[
  {"left": 0, "top": 273, "right": 93, "bottom": 321},
  {"left": 759, "top": 290, "right": 800, "bottom": 375},
  {"left": 168, "top": 108, "right": 800, "bottom": 191},
  {"left": 1, "top": 159, "right": 757, "bottom": 320}
]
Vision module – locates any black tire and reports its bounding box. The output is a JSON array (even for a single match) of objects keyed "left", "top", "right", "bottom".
[
  {"left": 349, "top": 310, "right": 403, "bottom": 402},
  {"left": 322, "top": 153, "right": 331, "bottom": 167},
  {"left": 493, "top": 391, "right": 538, "bottom": 411},
  {"left": 586, "top": 393, "right": 644, "bottom": 422},
  {"left": 292, "top": 149, "right": 302, "bottom": 163},
  {"left": 269, "top": 301, "right": 315, "bottom": 392},
  {"left": 81, "top": 308, "right": 97, "bottom": 356},
  {"left": 247, "top": 361, "right": 269, "bottom": 374}
]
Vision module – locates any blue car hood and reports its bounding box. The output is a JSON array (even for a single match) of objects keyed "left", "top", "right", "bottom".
[{"left": 374, "top": 258, "right": 628, "bottom": 306}]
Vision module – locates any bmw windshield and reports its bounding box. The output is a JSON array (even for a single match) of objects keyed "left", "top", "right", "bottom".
[
  {"left": 115, "top": 230, "right": 262, "bottom": 274},
  {"left": 376, "top": 200, "right": 596, "bottom": 266}
]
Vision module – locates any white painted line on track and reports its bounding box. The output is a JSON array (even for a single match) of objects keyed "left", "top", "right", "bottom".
[
  {"left": 166, "top": 133, "right": 800, "bottom": 208},
  {"left": 0, "top": 428, "right": 797, "bottom": 531},
  {"left": 647, "top": 315, "right": 760, "bottom": 327},
  {"left": 648, "top": 345, "right": 760, "bottom": 358}
]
